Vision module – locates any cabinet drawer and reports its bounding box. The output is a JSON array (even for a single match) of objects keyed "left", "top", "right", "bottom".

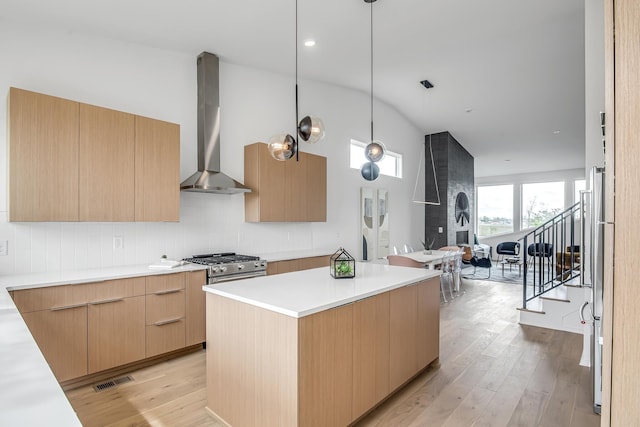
[
  {"left": 146, "top": 290, "right": 186, "bottom": 325},
  {"left": 13, "top": 284, "right": 90, "bottom": 313},
  {"left": 145, "top": 273, "right": 185, "bottom": 294},
  {"left": 146, "top": 318, "right": 186, "bottom": 357}
]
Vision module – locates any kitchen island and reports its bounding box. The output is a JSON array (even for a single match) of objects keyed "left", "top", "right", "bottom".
[{"left": 203, "top": 262, "right": 441, "bottom": 427}]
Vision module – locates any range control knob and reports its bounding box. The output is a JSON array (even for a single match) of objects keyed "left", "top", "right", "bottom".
[
  {"left": 254, "top": 262, "right": 261, "bottom": 268},
  {"left": 211, "top": 266, "right": 219, "bottom": 273},
  {"left": 237, "top": 264, "right": 245, "bottom": 270},
  {"left": 261, "top": 261, "right": 267, "bottom": 267},
  {"left": 220, "top": 266, "right": 227, "bottom": 272}
]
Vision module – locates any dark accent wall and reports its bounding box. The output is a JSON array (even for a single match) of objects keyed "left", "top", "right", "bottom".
[{"left": 423, "top": 131, "right": 475, "bottom": 249}]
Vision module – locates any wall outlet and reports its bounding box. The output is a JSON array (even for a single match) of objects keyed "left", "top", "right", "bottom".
[
  {"left": 0, "top": 240, "right": 7, "bottom": 256},
  {"left": 438, "top": 227, "right": 443, "bottom": 233},
  {"left": 113, "top": 236, "right": 124, "bottom": 249}
]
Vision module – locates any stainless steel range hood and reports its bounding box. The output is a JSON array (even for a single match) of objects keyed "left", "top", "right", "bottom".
[{"left": 180, "top": 52, "right": 250, "bottom": 194}]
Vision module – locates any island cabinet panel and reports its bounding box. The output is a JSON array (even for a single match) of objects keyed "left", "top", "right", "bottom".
[
  {"left": 244, "top": 142, "right": 327, "bottom": 222},
  {"left": 21, "top": 306, "right": 88, "bottom": 382},
  {"left": 185, "top": 270, "right": 207, "bottom": 346},
  {"left": 417, "top": 278, "right": 440, "bottom": 367},
  {"left": 207, "top": 294, "right": 298, "bottom": 427},
  {"left": 352, "top": 292, "right": 390, "bottom": 420},
  {"left": 8, "top": 87, "right": 79, "bottom": 221},
  {"left": 299, "top": 303, "right": 354, "bottom": 427},
  {"left": 389, "top": 284, "right": 419, "bottom": 391},
  {"left": 78, "top": 103, "right": 135, "bottom": 221}
]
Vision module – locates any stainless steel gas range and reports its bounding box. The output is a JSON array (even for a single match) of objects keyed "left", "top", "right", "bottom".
[{"left": 183, "top": 253, "right": 267, "bottom": 284}]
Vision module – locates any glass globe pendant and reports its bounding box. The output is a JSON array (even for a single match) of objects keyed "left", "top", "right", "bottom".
[
  {"left": 361, "top": 161, "right": 380, "bottom": 181},
  {"left": 268, "top": 133, "right": 297, "bottom": 161},
  {"left": 298, "top": 115, "right": 325, "bottom": 144},
  {"left": 364, "top": 140, "right": 386, "bottom": 162}
]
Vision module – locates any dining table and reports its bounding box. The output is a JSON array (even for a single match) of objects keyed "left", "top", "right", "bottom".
[{"left": 400, "top": 250, "right": 451, "bottom": 269}]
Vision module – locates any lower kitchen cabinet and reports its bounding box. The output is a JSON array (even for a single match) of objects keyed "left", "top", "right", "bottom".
[
  {"left": 88, "top": 296, "right": 145, "bottom": 373},
  {"left": 389, "top": 284, "right": 419, "bottom": 391},
  {"left": 21, "top": 306, "right": 88, "bottom": 382},
  {"left": 12, "top": 270, "right": 206, "bottom": 383},
  {"left": 267, "top": 255, "right": 331, "bottom": 275},
  {"left": 185, "top": 270, "right": 207, "bottom": 346},
  {"left": 145, "top": 273, "right": 186, "bottom": 357}
]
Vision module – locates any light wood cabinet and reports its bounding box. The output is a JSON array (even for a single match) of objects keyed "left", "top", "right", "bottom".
[
  {"left": 88, "top": 295, "right": 145, "bottom": 373},
  {"left": 299, "top": 303, "right": 353, "bottom": 427},
  {"left": 206, "top": 276, "right": 441, "bottom": 427},
  {"left": 145, "top": 273, "right": 186, "bottom": 357},
  {"left": 185, "top": 270, "right": 207, "bottom": 346},
  {"left": 267, "top": 255, "right": 330, "bottom": 275},
  {"left": 13, "top": 271, "right": 202, "bottom": 383},
  {"left": 8, "top": 87, "right": 79, "bottom": 221},
  {"left": 352, "top": 292, "right": 390, "bottom": 420},
  {"left": 78, "top": 103, "right": 135, "bottom": 221},
  {"left": 389, "top": 283, "right": 419, "bottom": 391},
  {"left": 134, "top": 116, "right": 180, "bottom": 222},
  {"left": 21, "top": 306, "right": 87, "bottom": 382},
  {"left": 7, "top": 87, "right": 180, "bottom": 222},
  {"left": 244, "top": 142, "right": 327, "bottom": 222}
]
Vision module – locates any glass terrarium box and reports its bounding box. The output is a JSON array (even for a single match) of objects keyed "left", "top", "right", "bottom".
[{"left": 330, "top": 247, "right": 355, "bottom": 279}]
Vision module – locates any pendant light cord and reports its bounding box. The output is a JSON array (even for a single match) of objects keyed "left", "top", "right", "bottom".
[
  {"left": 295, "top": 0, "right": 300, "bottom": 161},
  {"left": 370, "top": 0, "right": 374, "bottom": 143}
]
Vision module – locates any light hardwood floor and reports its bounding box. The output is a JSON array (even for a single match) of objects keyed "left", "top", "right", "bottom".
[{"left": 65, "top": 279, "right": 601, "bottom": 427}]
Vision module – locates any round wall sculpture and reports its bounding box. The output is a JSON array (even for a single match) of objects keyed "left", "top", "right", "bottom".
[{"left": 455, "top": 192, "right": 470, "bottom": 226}]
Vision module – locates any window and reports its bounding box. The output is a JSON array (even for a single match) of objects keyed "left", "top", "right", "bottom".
[
  {"left": 477, "top": 185, "right": 514, "bottom": 237},
  {"left": 521, "top": 181, "right": 564, "bottom": 229},
  {"left": 574, "top": 179, "right": 586, "bottom": 204},
  {"left": 350, "top": 139, "right": 403, "bottom": 178}
]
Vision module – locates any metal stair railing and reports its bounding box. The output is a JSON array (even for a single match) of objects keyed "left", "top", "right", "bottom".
[{"left": 519, "top": 202, "right": 581, "bottom": 309}]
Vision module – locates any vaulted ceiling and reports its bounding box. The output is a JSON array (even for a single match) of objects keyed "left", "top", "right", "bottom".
[{"left": 1, "top": 0, "right": 586, "bottom": 177}]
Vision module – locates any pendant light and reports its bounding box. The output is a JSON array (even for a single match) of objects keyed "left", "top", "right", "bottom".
[
  {"left": 361, "top": 0, "right": 385, "bottom": 181},
  {"left": 268, "top": 0, "right": 325, "bottom": 161}
]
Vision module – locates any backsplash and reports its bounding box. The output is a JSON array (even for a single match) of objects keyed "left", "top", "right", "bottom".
[{"left": 0, "top": 193, "right": 338, "bottom": 275}]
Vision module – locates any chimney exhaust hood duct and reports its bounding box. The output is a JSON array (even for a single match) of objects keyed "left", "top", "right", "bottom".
[{"left": 180, "top": 52, "right": 251, "bottom": 194}]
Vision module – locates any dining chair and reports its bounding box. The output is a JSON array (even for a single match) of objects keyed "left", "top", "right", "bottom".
[{"left": 403, "top": 243, "right": 414, "bottom": 253}]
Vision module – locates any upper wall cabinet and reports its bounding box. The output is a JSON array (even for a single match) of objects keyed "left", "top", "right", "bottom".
[
  {"left": 244, "top": 142, "right": 326, "bottom": 223},
  {"left": 7, "top": 87, "right": 180, "bottom": 222},
  {"left": 8, "top": 87, "right": 80, "bottom": 221}
]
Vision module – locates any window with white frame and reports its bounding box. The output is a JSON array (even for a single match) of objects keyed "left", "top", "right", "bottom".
[
  {"left": 521, "top": 181, "right": 564, "bottom": 229},
  {"left": 350, "top": 139, "right": 403, "bottom": 178},
  {"left": 477, "top": 184, "right": 514, "bottom": 237}
]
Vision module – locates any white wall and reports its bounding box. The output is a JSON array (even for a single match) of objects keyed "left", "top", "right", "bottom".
[
  {"left": 0, "top": 22, "right": 424, "bottom": 275},
  {"left": 584, "top": 0, "right": 605, "bottom": 173}
]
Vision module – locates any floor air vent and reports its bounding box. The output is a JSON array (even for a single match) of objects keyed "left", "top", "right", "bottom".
[{"left": 93, "top": 375, "right": 134, "bottom": 392}]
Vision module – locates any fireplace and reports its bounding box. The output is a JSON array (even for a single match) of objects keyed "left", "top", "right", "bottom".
[{"left": 456, "top": 231, "right": 469, "bottom": 245}]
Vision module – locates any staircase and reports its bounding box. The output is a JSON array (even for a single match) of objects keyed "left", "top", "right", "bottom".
[{"left": 517, "top": 202, "right": 587, "bottom": 333}]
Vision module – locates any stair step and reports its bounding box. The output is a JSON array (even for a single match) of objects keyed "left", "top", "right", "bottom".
[
  {"left": 540, "top": 286, "right": 570, "bottom": 303},
  {"left": 563, "top": 276, "right": 582, "bottom": 287},
  {"left": 517, "top": 297, "right": 545, "bottom": 314}
]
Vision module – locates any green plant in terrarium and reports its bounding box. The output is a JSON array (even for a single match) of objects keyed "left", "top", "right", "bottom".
[{"left": 336, "top": 261, "right": 353, "bottom": 276}]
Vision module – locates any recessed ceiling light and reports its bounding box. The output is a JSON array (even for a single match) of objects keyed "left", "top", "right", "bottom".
[
  {"left": 465, "top": 108, "right": 473, "bottom": 113},
  {"left": 505, "top": 159, "right": 511, "bottom": 162},
  {"left": 304, "top": 40, "right": 316, "bottom": 47},
  {"left": 553, "top": 130, "right": 561, "bottom": 134},
  {"left": 419, "top": 79, "right": 434, "bottom": 89}
]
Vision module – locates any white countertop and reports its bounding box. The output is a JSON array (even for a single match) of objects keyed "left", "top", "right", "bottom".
[
  {"left": 0, "top": 263, "right": 208, "bottom": 427},
  {"left": 203, "top": 262, "right": 441, "bottom": 318}
]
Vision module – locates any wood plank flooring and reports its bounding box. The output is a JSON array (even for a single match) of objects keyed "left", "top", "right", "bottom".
[{"left": 65, "top": 279, "right": 601, "bottom": 427}]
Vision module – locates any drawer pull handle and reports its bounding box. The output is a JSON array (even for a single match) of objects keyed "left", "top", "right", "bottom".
[
  {"left": 89, "top": 298, "right": 124, "bottom": 305},
  {"left": 154, "top": 318, "right": 182, "bottom": 326},
  {"left": 154, "top": 289, "right": 183, "bottom": 295},
  {"left": 50, "top": 303, "right": 87, "bottom": 311}
]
